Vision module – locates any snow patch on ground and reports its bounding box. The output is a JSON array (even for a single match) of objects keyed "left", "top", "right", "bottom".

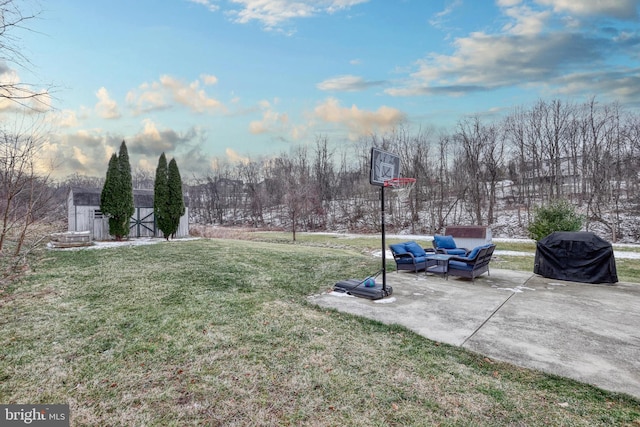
[
  {"left": 47, "top": 237, "right": 200, "bottom": 251},
  {"left": 494, "top": 285, "right": 536, "bottom": 293},
  {"left": 328, "top": 291, "right": 355, "bottom": 298}
]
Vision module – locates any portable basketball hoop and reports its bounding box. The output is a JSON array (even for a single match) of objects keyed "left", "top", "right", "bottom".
[
  {"left": 384, "top": 177, "right": 416, "bottom": 205},
  {"left": 335, "top": 149, "right": 417, "bottom": 299}
]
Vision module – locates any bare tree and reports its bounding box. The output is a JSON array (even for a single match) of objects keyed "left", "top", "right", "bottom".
[
  {"left": 0, "top": 0, "right": 49, "bottom": 109},
  {"left": 481, "top": 124, "right": 505, "bottom": 225},
  {"left": 455, "top": 116, "right": 487, "bottom": 225},
  {"left": 282, "top": 146, "right": 321, "bottom": 240},
  {"left": 64, "top": 172, "right": 104, "bottom": 189},
  {"left": 312, "top": 135, "right": 335, "bottom": 227},
  {"left": 189, "top": 160, "right": 242, "bottom": 226},
  {"left": 236, "top": 158, "right": 265, "bottom": 227},
  {"left": 132, "top": 166, "right": 155, "bottom": 189},
  {"left": 431, "top": 133, "right": 458, "bottom": 232},
  {"left": 539, "top": 99, "right": 573, "bottom": 200},
  {"left": 0, "top": 112, "right": 56, "bottom": 257}
]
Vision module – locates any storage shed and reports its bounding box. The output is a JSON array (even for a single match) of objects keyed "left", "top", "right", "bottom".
[
  {"left": 443, "top": 225, "right": 492, "bottom": 250},
  {"left": 67, "top": 187, "right": 189, "bottom": 240}
]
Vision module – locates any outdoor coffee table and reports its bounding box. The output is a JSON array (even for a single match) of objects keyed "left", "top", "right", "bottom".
[{"left": 425, "top": 254, "right": 453, "bottom": 279}]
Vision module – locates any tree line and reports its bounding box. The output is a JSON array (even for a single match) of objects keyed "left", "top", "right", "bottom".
[
  {"left": 3, "top": 96, "right": 640, "bottom": 266},
  {"left": 188, "top": 98, "right": 640, "bottom": 242}
]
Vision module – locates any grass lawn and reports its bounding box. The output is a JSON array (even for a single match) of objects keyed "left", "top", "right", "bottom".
[{"left": 1, "top": 238, "right": 639, "bottom": 426}]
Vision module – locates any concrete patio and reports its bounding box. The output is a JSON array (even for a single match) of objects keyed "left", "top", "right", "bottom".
[{"left": 309, "top": 268, "right": 640, "bottom": 400}]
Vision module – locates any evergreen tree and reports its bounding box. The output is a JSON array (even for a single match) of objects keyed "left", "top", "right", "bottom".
[
  {"left": 100, "top": 153, "right": 122, "bottom": 238},
  {"left": 154, "top": 153, "right": 172, "bottom": 239},
  {"left": 99, "top": 141, "right": 135, "bottom": 240},
  {"left": 167, "top": 158, "right": 185, "bottom": 238},
  {"left": 118, "top": 141, "right": 135, "bottom": 234}
]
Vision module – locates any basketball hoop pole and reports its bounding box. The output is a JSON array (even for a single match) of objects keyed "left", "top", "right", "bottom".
[
  {"left": 369, "top": 147, "right": 404, "bottom": 297},
  {"left": 380, "top": 185, "right": 387, "bottom": 291}
]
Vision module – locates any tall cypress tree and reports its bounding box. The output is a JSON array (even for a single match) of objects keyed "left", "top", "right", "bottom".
[
  {"left": 117, "top": 140, "right": 135, "bottom": 238},
  {"left": 100, "top": 141, "right": 135, "bottom": 240},
  {"left": 100, "top": 153, "right": 122, "bottom": 238},
  {"left": 154, "top": 153, "right": 172, "bottom": 240},
  {"left": 167, "top": 158, "right": 185, "bottom": 238}
]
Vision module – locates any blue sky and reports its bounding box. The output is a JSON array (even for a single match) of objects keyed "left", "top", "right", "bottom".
[{"left": 6, "top": 0, "right": 640, "bottom": 178}]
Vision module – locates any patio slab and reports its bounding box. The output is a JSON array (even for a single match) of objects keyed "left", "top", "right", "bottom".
[{"left": 308, "top": 268, "right": 640, "bottom": 400}]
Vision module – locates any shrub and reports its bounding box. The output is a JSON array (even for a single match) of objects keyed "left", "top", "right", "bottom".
[{"left": 527, "top": 199, "right": 584, "bottom": 241}]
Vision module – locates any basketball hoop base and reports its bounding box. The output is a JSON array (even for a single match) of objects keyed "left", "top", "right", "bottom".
[{"left": 333, "top": 279, "right": 393, "bottom": 300}]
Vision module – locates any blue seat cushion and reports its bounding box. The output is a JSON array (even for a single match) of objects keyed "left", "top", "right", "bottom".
[
  {"left": 389, "top": 243, "right": 408, "bottom": 255},
  {"left": 444, "top": 248, "right": 467, "bottom": 256},
  {"left": 465, "top": 245, "right": 483, "bottom": 260},
  {"left": 396, "top": 255, "right": 427, "bottom": 264},
  {"left": 404, "top": 241, "right": 427, "bottom": 257},
  {"left": 434, "top": 235, "right": 457, "bottom": 249},
  {"left": 448, "top": 260, "right": 473, "bottom": 271}
]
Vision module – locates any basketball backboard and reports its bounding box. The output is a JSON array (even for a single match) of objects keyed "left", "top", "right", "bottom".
[{"left": 370, "top": 147, "right": 401, "bottom": 186}]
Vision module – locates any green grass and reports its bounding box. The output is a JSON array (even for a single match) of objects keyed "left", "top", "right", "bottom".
[{"left": 1, "top": 238, "right": 639, "bottom": 426}]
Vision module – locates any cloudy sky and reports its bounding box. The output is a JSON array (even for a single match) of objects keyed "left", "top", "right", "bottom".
[{"left": 6, "top": 0, "right": 640, "bottom": 178}]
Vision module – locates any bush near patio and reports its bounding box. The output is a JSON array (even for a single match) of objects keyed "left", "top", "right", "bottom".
[{"left": 527, "top": 199, "right": 584, "bottom": 241}]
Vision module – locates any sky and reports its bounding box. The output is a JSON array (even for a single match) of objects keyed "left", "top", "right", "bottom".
[{"left": 4, "top": 0, "right": 640, "bottom": 179}]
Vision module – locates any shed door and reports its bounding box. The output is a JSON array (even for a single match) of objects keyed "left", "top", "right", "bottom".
[{"left": 129, "top": 208, "right": 156, "bottom": 237}]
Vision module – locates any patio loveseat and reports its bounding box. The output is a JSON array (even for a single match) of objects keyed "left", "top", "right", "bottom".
[
  {"left": 447, "top": 244, "right": 496, "bottom": 281},
  {"left": 432, "top": 235, "right": 469, "bottom": 256},
  {"left": 389, "top": 241, "right": 435, "bottom": 273}
]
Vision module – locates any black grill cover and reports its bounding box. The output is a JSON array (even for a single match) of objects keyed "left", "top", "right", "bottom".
[{"left": 534, "top": 232, "right": 618, "bottom": 284}]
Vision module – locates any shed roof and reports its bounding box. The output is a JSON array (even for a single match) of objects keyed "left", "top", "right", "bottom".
[{"left": 69, "top": 187, "right": 189, "bottom": 208}]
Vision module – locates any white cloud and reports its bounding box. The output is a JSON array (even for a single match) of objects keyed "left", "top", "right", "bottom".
[
  {"left": 126, "top": 75, "right": 225, "bottom": 114},
  {"left": 126, "top": 82, "right": 168, "bottom": 113},
  {"left": 129, "top": 118, "right": 195, "bottom": 156},
  {"left": 385, "top": 0, "right": 637, "bottom": 98},
  {"left": 552, "top": 68, "right": 640, "bottom": 101},
  {"left": 188, "top": 0, "right": 219, "bottom": 12},
  {"left": 95, "top": 87, "right": 121, "bottom": 119},
  {"left": 501, "top": 4, "right": 551, "bottom": 35},
  {"left": 140, "top": 118, "right": 163, "bottom": 141},
  {"left": 201, "top": 74, "right": 219, "bottom": 85},
  {"left": 429, "top": 0, "right": 462, "bottom": 29},
  {"left": 249, "top": 99, "right": 290, "bottom": 135},
  {"left": 225, "top": 147, "right": 249, "bottom": 164},
  {"left": 48, "top": 109, "right": 79, "bottom": 128},
  {"left": 313, "top": 97, "right": 406, "bottom": 140},
  {"left": 225, "top": 0, "right": 370, "bottom": 30},
  {"left": 498, "top": 0, "right": 522, "bottom": 6},
  {"left": 0, "top": 65, "right": 51, "bottom": 112},
  {"left": 159, "top": 75, "right": 225, "bottom": 113},
  {"left": 41, "top": 129, "right": 122, "bottom": 177},
  {"left": 536, "top": 0, "right": 640, "bottom": 20},
  {"left": 316, "top": 75, "right": 383, "bottom": 92}
]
